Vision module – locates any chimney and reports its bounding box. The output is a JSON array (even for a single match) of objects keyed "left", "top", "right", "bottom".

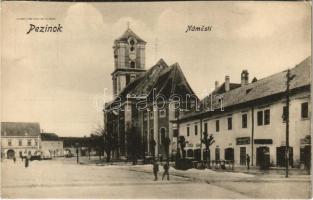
[
  {"left": 215, "top": 81, "right": 219, "bottom": 89},
  {"left": 225, "top": 75, "right": 230, "bottom": 92},
  {"left": 241, "top": 70, "right": 249, "bottom": 86}
]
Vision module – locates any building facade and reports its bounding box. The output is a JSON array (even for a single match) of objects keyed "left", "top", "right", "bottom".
[
  {"left": 104, "top": 28, "right": 198, "bottom": 159},
  {"left": 40, "top": 133, "right": 64, "bottom": 157},
  {"left": 1, "top": 122, "right": 41, "bottom": 159},
  {"left": 177, "top": 57, "right": 311, "bottom": 167}
]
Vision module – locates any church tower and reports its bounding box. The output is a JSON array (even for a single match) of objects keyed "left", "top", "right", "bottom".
[{"left": 112, "top": 27, "right": 147, "bottom": 97}]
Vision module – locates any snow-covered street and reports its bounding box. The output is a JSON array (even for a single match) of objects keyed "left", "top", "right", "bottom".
[{"left": 1, "top": 158, "right": 311, "bottom": 199}]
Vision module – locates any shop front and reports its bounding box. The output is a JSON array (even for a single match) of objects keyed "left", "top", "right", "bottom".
[
  {"left": 254, "top": 139, "right": 272, "bottom": 169},
  {"left": 236, "top": 137, "right": 250, "bottom": 166}
]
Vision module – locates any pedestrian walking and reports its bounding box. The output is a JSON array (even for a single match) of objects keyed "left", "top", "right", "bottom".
[
  {"left": 25, "top": 157, "right": 29, "bottom": 168},
  {"left": 13, "top": 156, "right": 16, "bottom": 163},
  {"left": 153, "top": 160, "right": 159, "bottom": 181},
  {"left": 162, "top": 162, "right": 170, "bottom": 181},
  {"left": 246, "top": 154, "right": 250, "bottom": 170}
]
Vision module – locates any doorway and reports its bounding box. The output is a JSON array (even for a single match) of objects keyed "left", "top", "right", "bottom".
[
  {"left": 276, "top": 146, "right": 293, "bottom": 167},
  {"left": 256, "top": 146, "right": 270, "bottom": 166},
  {"left": 300, "top": 145, "right": 311, "bottom": 169},
  {"left": 7, "top": 149, "right": 15, "bottom": 159},
  {"left": 215, "top": 148, "right": 220, "bottom": 161},
  {"left": 224, "top": 148, "right": 234, "bottom": 161},
  {"left": 240, "top": 147, "right": 246, "bottom": 165}
]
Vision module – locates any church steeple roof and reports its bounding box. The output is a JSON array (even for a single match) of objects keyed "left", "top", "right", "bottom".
[{"left": 114, "top": 28, "right": 146, "bottom": 44}]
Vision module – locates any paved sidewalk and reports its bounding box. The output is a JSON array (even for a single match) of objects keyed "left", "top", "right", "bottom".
[
  {"left": 78, "top": 157, "right": 310, "bottom": 182},
  {"left": 123, "top": 164, "right": 311, "bottom": 183}
]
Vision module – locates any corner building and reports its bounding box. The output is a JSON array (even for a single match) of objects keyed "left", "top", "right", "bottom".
[{"left": 177, "top": 57, "right": 311, "bottom": 167}]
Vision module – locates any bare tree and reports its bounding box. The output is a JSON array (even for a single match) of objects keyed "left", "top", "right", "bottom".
[
  {"left": 92, "top": 125, "right": 116, "bottom": 162},
  {"left": 201, "top": 132, "right": 215, "bottom": 168},
  {"left": 164, "top": 137, "right": 171, "bottom": 163},
  {"left": 178, "top": 136, "right": 186, "bottom": 160},
  {"left": 126, "top": 125, "right": 143, "bottom": 165}
]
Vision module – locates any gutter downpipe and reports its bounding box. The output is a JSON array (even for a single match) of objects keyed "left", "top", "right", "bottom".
[
  {"left": 200, "top": 117, "right": 203, "bottom": 161},
  {"left": 251, "top": 106, "right": 254, "bottom": 166}
]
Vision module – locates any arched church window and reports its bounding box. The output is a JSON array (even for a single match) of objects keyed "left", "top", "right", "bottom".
[
  {"left": 160, "top": 127, "right": 166, "bottom": 145},
  {"left": 130, "top": 61, "right": 135, "bottom": 68}
]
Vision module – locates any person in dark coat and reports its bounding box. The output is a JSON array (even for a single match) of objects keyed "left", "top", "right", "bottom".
[
  {"left": 13, "top": 156, "right": 16, "bottom": 163},
  {"left": 153, "top": 160, "right": 159, "bottom": 181},
  {"left": 25, "top": 157, "right": 29, "bottom": 168},
  {"left": 162, "top": 162, "right": 170, "bottom": 181},
  {"left": 246, "top": 154, "right": 250, "bottom": 170}
]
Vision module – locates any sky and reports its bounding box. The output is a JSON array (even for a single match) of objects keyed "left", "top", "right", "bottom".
[{"left": 1, "top": 1, "right": 311, "bottom": 137}]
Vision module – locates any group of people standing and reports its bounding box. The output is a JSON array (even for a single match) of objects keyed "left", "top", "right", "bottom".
[
  {"left": 12, "top": 154, "right": 30, "bottom": 168},
  {"left": 153, "top": 160, "right": 170, "bottom": 181}
]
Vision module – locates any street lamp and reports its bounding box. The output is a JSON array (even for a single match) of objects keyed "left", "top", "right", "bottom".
[
  {"left": 75, "top": 142, "right": 80, "bottom": 164},
  {"left": 285, "top": 69, "right": 296, "bottom": 178}
]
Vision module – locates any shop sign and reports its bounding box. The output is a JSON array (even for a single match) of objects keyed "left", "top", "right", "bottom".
[
  {"left": 236, "top": 137, "right": 250, "bottom": 145},
  {"left": 254, "top": 139, "right": 273, "bottom": 144},
  {"left": 300, "top": 136, "right": 311, "bottom": 145}
]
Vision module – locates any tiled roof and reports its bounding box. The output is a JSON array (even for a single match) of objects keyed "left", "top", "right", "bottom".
[
  {"left": 115, "top": 28, "right": 146, "bottom": 44},
  {"left": 41, "top": 133, "right": 60, "bottom": 141},
  {"left": 105, "top": 59, "right": 197, "bottom": 109},
  {"left": 1, "top": 122, "right": 40, "bottom": 137},
  {"left": 60, "top": 137, "right": 91, "bottom": 148},
  {"left": 181, "top": 56, "right": 311, "bottom": 120},
  {"left": 213, "top": 82, "right": 241, "bottom": 95}
]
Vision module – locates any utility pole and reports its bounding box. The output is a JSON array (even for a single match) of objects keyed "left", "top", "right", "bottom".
[
  {"left": 285, "top": 69, "right": 296, "bottom": 178},
  {"left": 200, "top": 118, "right": 203, "bottom": 162}
]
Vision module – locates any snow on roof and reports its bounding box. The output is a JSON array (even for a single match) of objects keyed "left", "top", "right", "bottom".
[
  {"left": 181, "top": 56, "right": 311, "bottom": 121},
  {"left": 105, "top": 59, "right": 198, "bottom": 109},
  {"left": 1, "top": 122, "right": 41, "bottom": 137}
]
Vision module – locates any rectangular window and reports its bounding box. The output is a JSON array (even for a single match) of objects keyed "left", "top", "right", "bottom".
[
  {"left": 257, "top": 111, "right": 263, "bottom": 126},
  {"left": 159, "top": 110, "right": 166, "bottom": 118},
  {"left": 216, "top": 120, "right": 219, "bottom": 132},
  {"left": 19, "top": 140, "right": 22, "bottom": 146},
  {"left": 175, "top": 110, "right": 179, "bottom": 119},
  {"left": 282, "top": 106, "right": 287, "bottom": 122},
  {"left": 150, "top": 129, "right": 154, "bottom": 137},
  {"left": 126, "top": 75, "right": 130, "bottom": 85},
  {"left": 187, "top": 126, "right": 190, "bottom": 137},
  {"left": 194, "top": 125, "right": 198, "bottom": 136},
  {"left": 149, "top": 111, "right": 154, "bottom": 119},
  {"left": 227, "top": 117, "right": 232, "bottom": 130},
  {"left": 242, "top": 114, "right": 247, "bottom": 128},
  {"left": 27, "top": 140, "right": 31, "bottom": 146},
  {"left": 301, "top": 102, "right": 309, "bottom": 119},
  {"left": 173, "top": 129, "right": 178, "bottom": 137},
  {"left": 8, "top": 139, "right": 12, "bottom": 146},
  {"left": 143, "top": 112, "right": 147, "bottom": 121},
  {"left": 264, "top": 109, "right": 270, "bottom": 125},
  {"left": 204, "top": 122, "right": 208, "bottom": 134}
]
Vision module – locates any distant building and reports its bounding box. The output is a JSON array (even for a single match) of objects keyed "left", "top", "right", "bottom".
[
  {"left": 1, "top": 122, "right": 41, "bottom": 159},
  {"left": 177, "top": 57, "right": 311, "bottom": 167},
  {"left": 60, "top": 137, "right": 92, "bottom": 156},
  {"left": 104, "top": 28, "right": 198, "bottom": 158},
  {"left": 40, "top": 133, "right": 64, "bottom": 157}
]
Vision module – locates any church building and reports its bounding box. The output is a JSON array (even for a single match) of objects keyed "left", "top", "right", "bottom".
[{"left": 104, "top": 28, "right": 198, "bottom": 159}]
